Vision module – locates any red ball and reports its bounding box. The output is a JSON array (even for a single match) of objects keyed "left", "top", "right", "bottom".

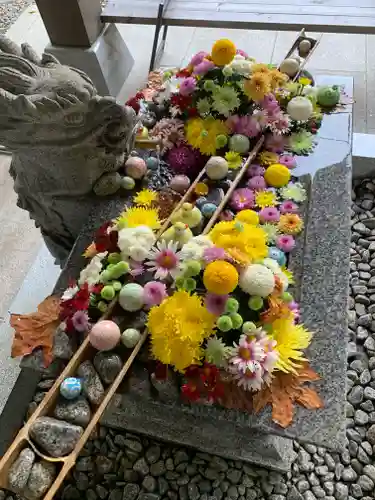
[
  {"left": 125, "top": 157, "right": 147, "bottom": 179},
  {"left": 89, "top": 320, "right": 121, "bottom": 351}
]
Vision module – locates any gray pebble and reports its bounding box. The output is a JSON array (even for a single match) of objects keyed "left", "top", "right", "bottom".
[
  {"left": 146, "top": 446, "right": 161, "bottom": 464},
  {"left": 150, "top": 461, "right": 166, "bottom": 477},
  {"left": 93, "top": 352, "right": 122, "bottom": 385},
  {"left": 335, "top": 482, "right": 349, "bottom": 500},
  {"left": 354, "top": 409, "right": 369, "bottom": 425},
  {"left": 363, "top": 463, "right": 375, "bottom": 482},
  {"left": 25, "top": 461, "right": 56, "bottom": 499},
  {"left": 53, "top": 396, "right": 91, "bottom": 427},
  {"left": 364, "top": 386, "right": 375, "bottom": 400},
  {"left": 133, "top": 457, "right": 149, "bottom": 476},
  {"left": 77, "top": 361, "right": 105, "bottom": 405},
  {"left": 30, "top": 417, "right": 83, "bottom": 457},
  {"left": 358, "top": 474, "right": 374, "bottom": 491},
  {"left": 143, "top": 475, "right": 157, "bottom": 492},
  {"left": 8, "top": 447, "right": 35, "bottom": 491}
]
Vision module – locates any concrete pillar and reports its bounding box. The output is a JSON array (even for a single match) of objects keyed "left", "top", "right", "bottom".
[{"left": 35, "top": 0, "right": 134, "bottom": 97}]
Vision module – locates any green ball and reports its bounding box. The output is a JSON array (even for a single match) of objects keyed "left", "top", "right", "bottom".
[
  {"left": 229, "top": 134, "right": 250, "bottom": 154},
  {"left": 101, "top": 285, "right": 115, "bottom": 301},
  {"left": 184, "top": 260, "right": 201, "bottom": 277},
  {"left": 108, "top": 253, "right": 122, "bottom": 265},
  {"left": 112, "top": 281, "right": 122, "bottom": 292},
  {"left": 242, "top": 321, "right": 257, "bottom": 334},
  {"left": 107, "top": 261, "right": 130, "bottom": 280},
  {"left": 97, "top": 301, "right": 108, "bottom": 313},
  {"left": 215, "top": 134, "right": 228, "bottom": 149},
  {"left": 248, "top": 296, "right": 264, "bottom": 311},
  {"left": 121, "top": 176, "right": 136, "bottom": 190},
  {"left": 230, "top": 312, "right": 243, "bottom": 330},
  {"left": 184, "top": 278, "right": 197, "bottom": 292},
  {"left": 225, "top": 297, "right": 239, "bottom": 314},
  {"left": 281, "top": 292, "right": 293, "bottom": 303},
  {"left": 217, "top": 315, "right": 233, "bottom": 332},
  {"left": 204, "top": 80, "right": 216, "bottom": 92},
  {"left": 316, "top": 85, "right": 340, "bottom": 107},
  {"left": 175, "top": 276, "right": 185, "bottom": 289}
]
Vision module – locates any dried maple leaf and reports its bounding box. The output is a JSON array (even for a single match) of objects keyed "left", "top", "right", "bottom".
[
  {"left": 252, "top": 362, "right": 323, "bottom": 428},
  {"left": 10, "top": 295, "right": 61, "bottom": 366},
  {"left": 217, "top": 373, "right": 253, "bottom": 413}
]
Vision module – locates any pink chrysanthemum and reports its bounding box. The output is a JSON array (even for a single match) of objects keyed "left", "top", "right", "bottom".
[
  {"left": 247, "top": 175, "right": 266, "bottom": 191},
  {"left": 264, "top": 134, "right": 287, "bottom": 153},
  {"left": 150, "top": 118, "right": 185, "bottom": 154},
  {"left": 146, "top": 240, "right": 181, "bottom": 280},
  {"left": 276, "top": 234, "right": 295, "bottom": 252},
  {"left": 260, "top": 94, "right": 281, "bottom": 114},
  {"left": 279, "top": 154, "right": 297, "bottom": 169},
  {"left": 229, "top": 337, "right": 265, "bottom": 373},
  {"left": 194, "top": 59, "right": 215, "bottom": 76},
  {"left": 236, "top": 49, "right": 249, "bottom": 58},
  {"left": 230, "top": 364, "right": 265, "bottom": 392},
  {"left": 280, "top": 200, "right": 298, "bottom": 214},
  {"left": 230, "top": 188, "right": 255, "bottom": 211},
  {"left": 143, "top": 281, "right": 168, "bottom": 307},
  {"left": 179, "top": 77, "right": 197, "bottom": 96},
  {"left": 72, "top": 310, "right": 90, "bottom": 332},
  {"left": 129, "top": 259, "right": 145, "bottom": 277},
  {"left": 190, "top": 51, "right": 209, "bottom": 67},
  {"left": 261, "top": 338, "right": 279, "bottom": 373},
  {"left": 247, "top": 164, "right": 265, "bottom": 178},
  {"left": 226, "top": 114, "right": 261, "bottom": 138},
  {"left": 259, "top": 207, "right": 280, "bottom": 223},
  {"left": 203, "top": 246, "right": 227, "bottom": 263},
  {"left": 268, "top": 111, "right": 290, "bottom": 134},
  {"left": 205, "top": 293, "right": 229, "bottom": 316}
]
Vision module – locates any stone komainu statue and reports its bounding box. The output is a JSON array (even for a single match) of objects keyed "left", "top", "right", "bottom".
[{"left": 0, "top": 36, "right": 137, "bottom": 266}]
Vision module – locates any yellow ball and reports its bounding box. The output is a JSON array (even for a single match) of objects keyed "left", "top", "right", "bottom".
[
  {"left": 203, "top": 260, "right": 239, "bottom": 295},
  {"left": 211, "top": 39, "right": 236, "bottom": 66},
  {"left": 235, "top": 210, "right": 259, "bottom": 226},
  {"left": 264, "top": 163, "right": 291, "bottom": 188}
]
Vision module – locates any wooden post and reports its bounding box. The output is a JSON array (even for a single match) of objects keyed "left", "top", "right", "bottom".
[{"left": 35, "top": 0, "right": 104, "bottom": 47}]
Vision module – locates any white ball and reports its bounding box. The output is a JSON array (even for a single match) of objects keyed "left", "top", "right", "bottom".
[
  {"left": 287, "top": 96, "right": 313, "bottom": 122},
  {"left": 279, "top": 58, "right": 300, "bottom": 77},
  {"left": 239, "top": 264, "right": 275, "bottom": 298},
  {"left": 205, "top": 156, "right": 229, "bottom": 180},
  {"left": 119, "top": 283, "right": 144, "bottom": 311}
]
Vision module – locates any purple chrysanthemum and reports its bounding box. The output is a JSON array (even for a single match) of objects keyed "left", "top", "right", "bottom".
[
  {"left": 259, "top": 207, "right": 280, "bottom": 223},
  {"left": 203, "top": 246, "right": 227, "bottom": 264},
  {"left": 247, "top": 164, "right": 265, "bottom": 178},
  {"left": 230, "top": 188, "right": 255, "bottom": 211},
  {"left": 276, "top": 234, "right": 295, "bottom": 252},
  {"left": 279, "top": 154, "right": 297, "bottom": 169},
  {"left": 72, "top": 310, "right": 90, "bottom": 332},
  {"left": 279, "top": 200, "right": 298, "bottom": 214},
  {"left": 205, "top": 293, "right": 229, "bottom": 316},
  {"left": 247, "top": 175, "right": 266, "bottom": 191}
]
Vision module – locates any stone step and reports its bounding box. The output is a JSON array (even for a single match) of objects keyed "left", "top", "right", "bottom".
[{"left": 353, "top": 132, "right": 375, "bottom": 179}]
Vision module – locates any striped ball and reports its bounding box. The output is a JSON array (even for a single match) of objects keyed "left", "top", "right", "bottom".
[{"left": 60, "top": 377, "right": 82, "bottom": 400}]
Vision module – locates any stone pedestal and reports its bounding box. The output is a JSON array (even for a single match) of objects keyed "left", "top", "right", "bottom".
[{"left": 45, "top": 24, "right": 134, "bottom": 97}]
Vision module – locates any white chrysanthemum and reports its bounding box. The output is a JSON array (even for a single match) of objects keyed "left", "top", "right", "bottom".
[
  {"left": 260, "top": 223, "right": 280, "bottom": 244},
  {"left": 79, "top": 252, "right": 107, "bottom": 286},
  {"left": 239, "top": 264, "right": 275, "bottom": 298},
  {"left": 212, "top": 86, "right": 241, "bottom": 117},
  {"left": 179, "top": 235, "right": 213, "bottom": 262},
  {"left": 205, "top": 336, "right": 234, "bottom": 367},
  {"left": 280, "top": 182, "right": 307, "bottom": 202},
  {"left": 262, "top": 258, "right": 289, "bottom": 291},
  {"left": 224, "top": 55, "right": 253, "bottom": 77},
  {"left": 118, "top": 226, "right": 156, "bottom": 260}
]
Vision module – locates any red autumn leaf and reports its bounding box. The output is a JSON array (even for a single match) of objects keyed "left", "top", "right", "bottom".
[
  {"left": 252, "top": 362, "right": 324, "bottom": 428},
  {"left": 10, "top": 295, "right": 61, "bottom": 367}
]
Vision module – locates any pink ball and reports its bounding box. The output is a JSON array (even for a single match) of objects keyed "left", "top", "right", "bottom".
[
  {"left": 169, "top": 175, "right": 190, "bottom": 193},
  {"left": 89, "top": 320, "right": 121, "bottom": 351},
  {"left": 125, "top": 157, "right": 147, "bottom": 179}
]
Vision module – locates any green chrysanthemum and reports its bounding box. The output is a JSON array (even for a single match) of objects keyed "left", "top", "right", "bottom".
[
  {"left": 212, "top": 86, "right": 241, "bottom": 117},
  {"left": 205, "top": 336, "right": 234, "bottom": 367},
  {"left": 197, "top": 97, "right": 212, "bottom": 116},
  {"left": 280, "top": 182, "right": 307, "bottom": 203},
  {"left": 288, "top": 130, "right": 315, "bottom": 155},
  {"left": 260, "top": 223, "right": 280, "bottom": 244}
]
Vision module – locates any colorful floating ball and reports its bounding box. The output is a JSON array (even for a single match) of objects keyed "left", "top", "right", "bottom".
[
  {"left": 119, "top": 283, "right": 144, "bottom": 312},
  {"left": 121, "top": 328, "right": 141, "bottom": 348},
  {"left": 89, "top": 320, "right": 121, "bottom": 351},
  {"left": 169, "top": 175, "right": 190, "bottom": 193},
  {"left": 229, "top": 134, "right": 250, "bottom": 154},
  {"left": 202, "top": 202, "right": 217, "bottom": 218},
  {"left": 146, "top": 156, "right": 159, "bottom": 170},
  {"left": 268, "top": 246, "right": 287, "bottom": 267},
  {"left": 205, "top": 156, "right": 229, "bottom": 180},
  {"left": 60, "top": 377, "right": 82, "bottom": 400}
]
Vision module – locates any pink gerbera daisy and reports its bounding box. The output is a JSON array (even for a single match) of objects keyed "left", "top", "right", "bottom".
[
  {"left": 143, "top": 281, "right": 168, "bottom": 307},
  {"left": 276, "top": 234, "right": 295, "bottom": 252},
  {"left": 205, "top": 293, "right": 229, "bottom": 316},
  {"left": 230, "top": 188, "right": 255, "bottom": 211},
  {"left": 145, "top": 240, "right": 181, "bottom": 280},
  {"left": 279, "top": 200, "right": 298, "bottom": 214}
]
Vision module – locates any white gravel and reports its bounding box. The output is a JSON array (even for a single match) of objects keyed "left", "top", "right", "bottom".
[{"left": 0, "top": 0, "right": 34, "bottom": 35}]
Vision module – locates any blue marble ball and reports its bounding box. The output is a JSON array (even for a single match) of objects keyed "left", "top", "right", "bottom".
[
  {"left": 146, "top": 156, "right": 159, "bottom": 171},
  {"left": 195, "top": 197, "right": 208, "bottom": 210},
  {"left": 202, "top": 202, "right": 217, "bottom": 218},
  {"left": 268, "top": 246, "right": 286, "bottom": 267},
  {"left": 60, "top": 377, "right": 82, "bottom": 400}
]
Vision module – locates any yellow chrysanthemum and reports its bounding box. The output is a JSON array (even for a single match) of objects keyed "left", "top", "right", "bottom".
[
  {"left": 147, "top": 291, "right": 216, "bottom": 372},
  {"left": 251, "top": 63, "right": 270, "bottom": 75},
  {"left": 203, "top": 260, "right": 239, "bottom": 295},
  {"left": 235, "top": 210, "right": 259, "bottom": 226},
  {"left": 255, "top": 191, "right": 278, "bottom": 209},
  {"left": 244, "top": 72, "right": 271, "bottom": 102},
  {"left": 209, "top": 220, "right": 268, "bottom": 264},
  {"left": 269, "top": 69, "right": 288, "bottom": 89},
  {"left": 117, "top": 206, "right": 161, "bottom": 230},
  {"left": 298, "top": 77, "right": 312, "bottom": 86},
  {"left": 211, "top": 39, "right": 236, "bottom": 66},
  {"left": 185, "top": 117, "right": 228, "bottom": 156},
  {"left": 258, "top": 151, "right": 279, "bottom": 166},
  {"left": 225, "top": 151, "right": 242, "bottom": 170},
  {"left": 133, "top": 189, "right": 158, "bottom": 207},
  {"left": 278, "top": 214, "right": 303, "bottom": 235},
  {"left": 270, "top": 317, "right": 312, "bottom": 373}
]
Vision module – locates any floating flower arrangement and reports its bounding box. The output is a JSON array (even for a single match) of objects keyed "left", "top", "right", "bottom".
[{"left": 10, "top": 37, "right": 344, "bottom": 429}]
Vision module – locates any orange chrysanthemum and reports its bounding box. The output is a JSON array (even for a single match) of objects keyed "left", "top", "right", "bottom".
[
  {"left": 244, "top": 73, "right": 271, "bottom": 102},
  {"left": 278, "top": 214, "right": 304, "bottom": 235}
]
